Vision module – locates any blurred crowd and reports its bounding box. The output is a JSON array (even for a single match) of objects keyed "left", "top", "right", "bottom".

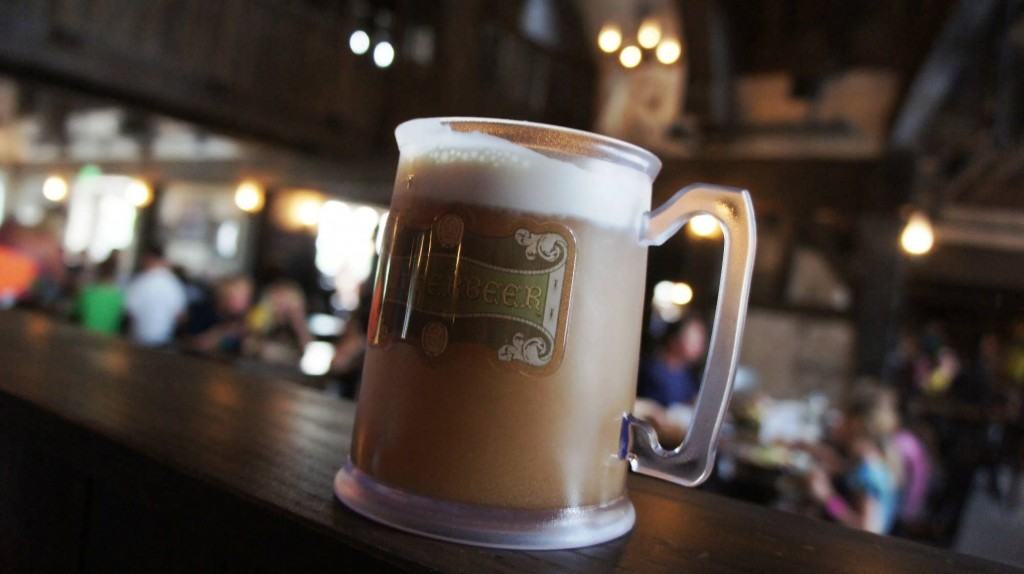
[
  {"left": 634, "top": 312, "right": 1024, "bottom": 546},
  {"left": 0, "top": 221, "right": 368, "bottom": 395},
  {"left": 6, "top": 217, "right": 1024, "bottom": 545}
]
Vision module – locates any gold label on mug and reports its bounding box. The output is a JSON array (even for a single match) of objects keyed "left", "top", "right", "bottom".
[{"left": 368, "top": 209, "right": 576, "bottom": 374}]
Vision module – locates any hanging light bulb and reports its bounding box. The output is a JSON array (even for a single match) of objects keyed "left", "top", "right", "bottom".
[
  {"left": 349, "top": 30, "right": 371, "bottom": 55},
  {"left": 234, "top": 180, "right": 265, "bottom": 213},
  {"left": 670, "top": 282, "right": 694, "bottom": 305},
  {"left": 656, "top": 38, "right": 682, "bottom": 64},
  {"left": 126, "top": 179, "right": 153, "bottom": 208},
  {"left": 295, "top": 198, "right": 323, "bottom": 228},
  {"left": 42, "top": 175, "right": 69, "bottom": 202},
  {"left": 597, "top": 23, "right": 622, "bottom": 53},
  {"left": 619, "top": 45, "right": 642, "bottom": 68},
  {"left": 373, "top": 41, "right": 395, "bottom": 68},
  {"left": 637, "top": 18, "right": 662, "bottom": 49},
  {"left": 687, "top": 214, "right": 720, "bottom": 238},
  {"left": 900, "top": 211, "right": 935, "bottom": 256}
]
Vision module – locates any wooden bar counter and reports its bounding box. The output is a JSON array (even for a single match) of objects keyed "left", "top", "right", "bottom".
[{"left": 0, "top": 312, "right": 1012, "bottom": 573}]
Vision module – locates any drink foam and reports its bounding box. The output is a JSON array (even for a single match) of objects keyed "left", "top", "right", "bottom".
[{"left": 393, "top": 120, "right": 653, "bottom": 230}]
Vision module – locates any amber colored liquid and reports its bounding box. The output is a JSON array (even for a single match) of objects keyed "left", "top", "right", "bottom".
[{"left": 351, "top": 190, "right": 647, "bottom": 511}]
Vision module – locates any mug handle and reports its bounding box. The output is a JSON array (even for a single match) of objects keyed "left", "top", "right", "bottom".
[{"left": 625, "top": 184, "right": 757, "bottom": 486}]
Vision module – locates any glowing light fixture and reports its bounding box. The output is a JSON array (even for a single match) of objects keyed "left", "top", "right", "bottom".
[
  {"left": 652, "top": 280, "right": 694, "bottom": 322},
  {"left": 349, "top": 30, "right": 371, "bottom": 55},
  {"left": 619, "top": 45, "right": 642, "bottom": 68},
  {"left": 373, "top": 41, "right": 395, "bottom": 68},
  {"left": 900, "top": 211, "right": 934, "bottom": 256},
  {"left": 637, "top": 18, "right": 662, "bottom": 49},
  {"left": 300, "top": 341, "right": 336, "bottom": 376},
  {"left": 654, "top": 280, "right": 695, "bottom": 307},
  {"left": 597, "top": 23, "right": 622, "bottom": 53},
  {"left": 42, "top": 175, "right": 69, "bottom": 202},
  {"left": 670, "top": 282, "right": 694, "bottom": 305},
  {"left": 687, "top": 213, "right": 720, "bottom": 238},
  {"left": 126, "top": 179, "right": 153, "bottom": 208},
  {"left": 295, "top": 198, "right": 323, "bottom": 228},
  {"left": 234, "top": 180, "right": 265, "bottom": 213},
  {"left": 656, "top": 38, "right": 682, "bottom": 65}
]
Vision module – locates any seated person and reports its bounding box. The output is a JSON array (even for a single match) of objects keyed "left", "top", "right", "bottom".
[
  {"left": 635, "top": 316, "right": 707, "bottom": 446},
  {"left": 190, "top": 275, "right": 254, "bottom": 356},
  {"left": 806, "top": 384, "right": 902, "bottom": 535},
  {"left": 638, "top": 315, "right": 707, "bottom": 406},
  {"left": 244, "top": 280, "right": 313, "bottom": 366}
]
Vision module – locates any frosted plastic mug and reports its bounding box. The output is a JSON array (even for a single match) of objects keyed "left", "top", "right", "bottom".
[{"left": 335, "top": 117, "right": 756, "bottom": 549}]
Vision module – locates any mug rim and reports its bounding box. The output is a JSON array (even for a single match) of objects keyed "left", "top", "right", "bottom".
[{"left": 395, "top": 117, "right": 663, "bottom": 180}]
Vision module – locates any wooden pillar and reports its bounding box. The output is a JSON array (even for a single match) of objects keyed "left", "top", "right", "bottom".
[
  {"left": 133, "top": 181, "right": 165, "bottom": 270},
  {"left": 852, "top": 156, "right": 913, "bottom": 377},
  {"left": 853, "top": 215, "right": 906, "bottom": 377},
  {"left": 250, "top": 187, "right": 277, "bottom": 290}
]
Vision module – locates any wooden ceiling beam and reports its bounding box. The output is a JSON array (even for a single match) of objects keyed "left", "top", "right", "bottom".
[
  {"left": 994, "top": 0, "right": 1024, "bottom": 148},
  {"left": 677, "top": 0, "right": 736, "bottom": 129},
  {"left": 889, "top": 0, "right": 1002, "bottom": 150}
]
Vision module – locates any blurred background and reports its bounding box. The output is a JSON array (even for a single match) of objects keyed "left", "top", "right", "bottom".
[{"left": 0, "top": 0, "right": 1022, "bottom": 566}]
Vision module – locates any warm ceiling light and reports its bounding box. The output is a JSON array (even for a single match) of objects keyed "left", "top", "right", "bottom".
[
  {"left": 349, "top": 30, "right": 370, "bottom": 55},
  {"left": 619, "top": 45, "right": 642, "bottom": 68},
  {"left": 373, "top": 41, "right": 395, "bottom": 68},
  {"left": 687, "top": 214, "right": 720, "bottom": 238},
  {"left": 597, "top": 23, "right": 622, "bottom": 53},
  {"left": 656, "top": 38, "right": 682, "bottom": 65},
  {"left": 126, "top": 179, "right": 153, "bottom": 208},
  {"left": 42, "top": 175, "right": 69, "bottom": 202},
  {"left": 637, "top": 18, "right": 662, "bottom": 49},
  {"left": 295, "top": 198, "right": 323, "bottom": 228},
  {"left": 653, "top": 280, "right": 694, "bottom": 307},
  {"left": 234, "top": 181, "right": 265, "bottom": 213},
  {"left": 900, "top": 211, "right": 934, "bottom": 256},
  {"left": 670, "top": 282, "right": 694, "bottom": 306}
]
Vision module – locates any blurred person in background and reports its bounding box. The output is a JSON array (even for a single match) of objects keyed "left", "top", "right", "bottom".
[
  {"left": 0, "top": 218, "right": 66, "bottom": 309},
  {"left": 330, "top": 279, "right": 373, "bottom": 399},
  {"left": 638, "top": 315, "right": 707, "bottom": 406},
  {"left": 884, "top": 329, "right": 927, "bottom": 415},
  {"left": 878, "top": 387, "right": 935, "bottom": 536},
  {"left": 189, "top": 275, "right": 254, "bottom": 356},
  {"left": 806, "top": 384, "right": 902, "bottom": 535},
  {"left": 0, "top": 222, "right": 39, "bottom": 307},
  {"left": 75, "top": 252, "right": 123, "bottom": 335},
  {"left": 1005, "top": 321, "right": 1024, "bottom": 507},
  {"left": 172, "top": 264, "right": 216, "bottom": 337},
  {"left": 124, "top": 245, "right": 186, "bottom": 346},
  {"left": 245, "top": 280, "right": 312, "bottom": 366},
  {"left": 634, "top": 315, "right": 708, "bottom": 447},
  {"left": 923, "top": 347, "right": 961, "bottom": 396},
  {"left": 1009, "top": 321, "right": 1024, "bottom": 390}
]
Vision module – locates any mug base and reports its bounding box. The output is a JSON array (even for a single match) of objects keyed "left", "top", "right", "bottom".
[{"left": 334, "top": 461, "right": 635, "bottom": 550}]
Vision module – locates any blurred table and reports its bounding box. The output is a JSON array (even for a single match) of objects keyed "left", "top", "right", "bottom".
[{"left": 0, "top": 311, "right": 1011, "bottom": 573}]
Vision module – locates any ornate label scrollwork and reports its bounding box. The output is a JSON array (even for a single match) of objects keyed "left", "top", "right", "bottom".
[{"left": 370, "top": 209, "right": 576, "bottom": 374}]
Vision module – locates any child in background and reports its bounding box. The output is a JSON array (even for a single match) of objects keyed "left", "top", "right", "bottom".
[{"left": 806, "top": 384, "right": 902, "bottom": 534}]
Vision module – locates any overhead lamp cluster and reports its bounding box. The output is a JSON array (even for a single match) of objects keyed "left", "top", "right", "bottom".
[
  {"left": 41, "top": 171, "right": 152, "bottom": 208},
  {"left": 597, "top": 17, "right": 683, "bottom": 68},
  {"left": 347, "top": 8, "right": 396, "bottom": 69}
]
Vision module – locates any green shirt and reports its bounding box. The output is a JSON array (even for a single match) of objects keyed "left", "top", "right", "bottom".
[{"left": 77, "top": 284, "right": 124, "bottom": 335}]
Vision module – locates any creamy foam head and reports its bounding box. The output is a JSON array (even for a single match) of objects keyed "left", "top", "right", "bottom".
[{"left": 392, "top": 119, "right": 655, "bottom": 230}]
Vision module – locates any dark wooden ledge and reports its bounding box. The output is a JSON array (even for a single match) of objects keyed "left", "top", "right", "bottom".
[{"left": 0, "top": 311, "right": 1011, "bottom": 573}]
